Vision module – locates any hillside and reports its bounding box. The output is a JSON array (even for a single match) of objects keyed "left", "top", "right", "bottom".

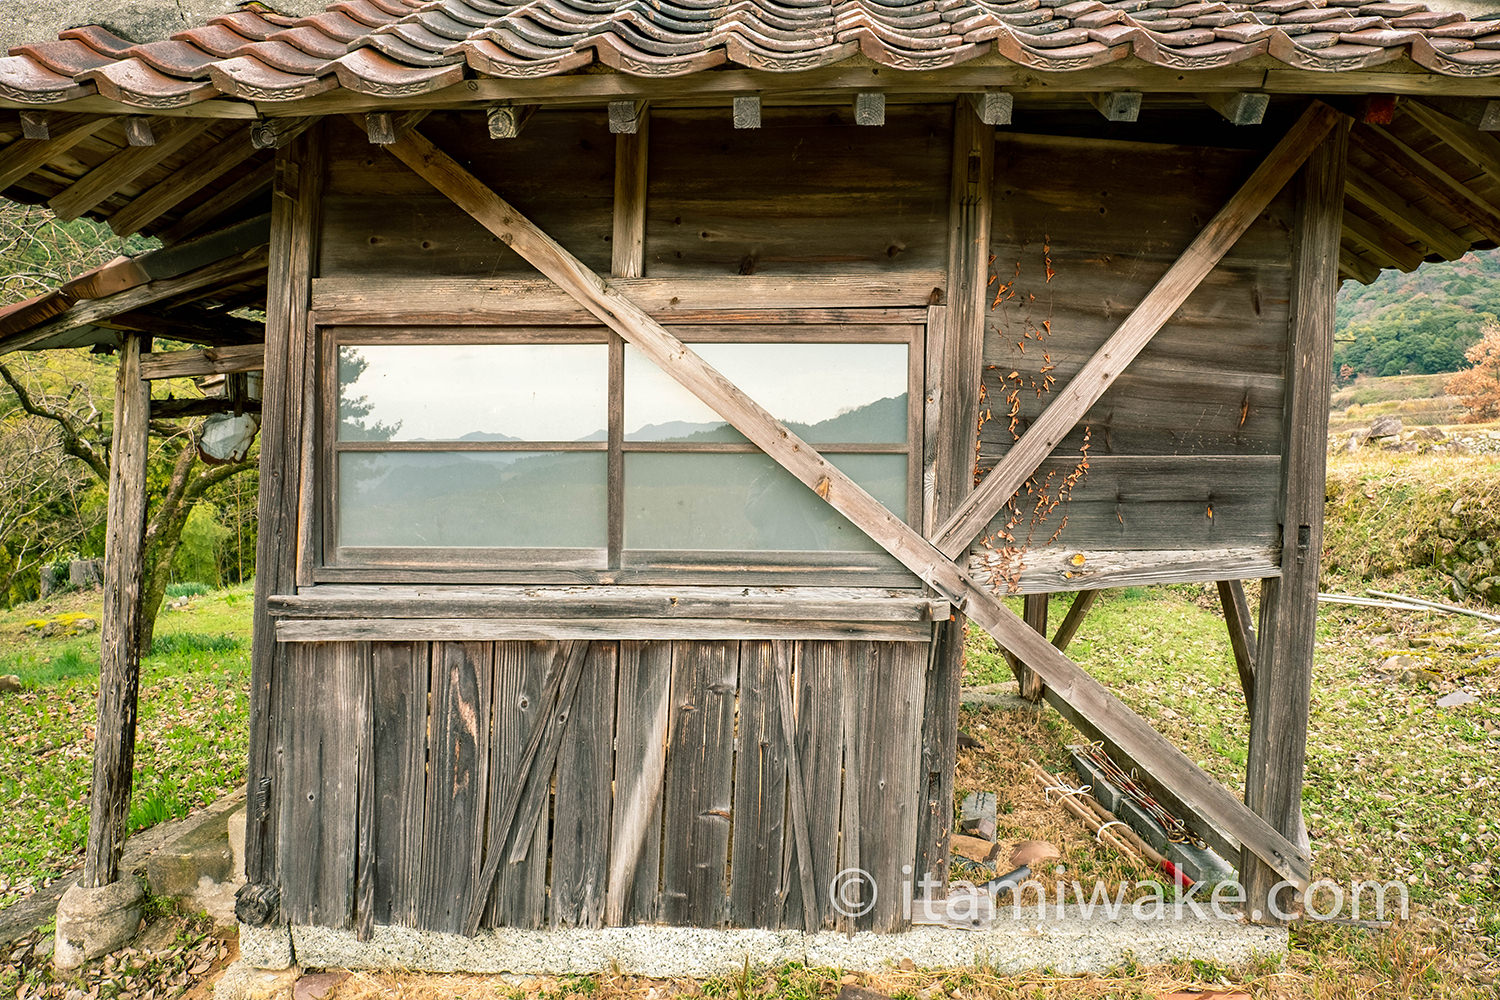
[{"left": 1335, "top": 249, "right": 1500, "bottom": 378}]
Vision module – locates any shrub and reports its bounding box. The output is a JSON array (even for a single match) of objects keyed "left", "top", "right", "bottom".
[{"left": 1446, "top": 318, "right": 1500, "bottom": 423}]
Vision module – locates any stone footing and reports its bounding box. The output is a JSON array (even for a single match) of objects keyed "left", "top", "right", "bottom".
[{"left": 53, "top": 877, "right": 145, "bottom": 970}]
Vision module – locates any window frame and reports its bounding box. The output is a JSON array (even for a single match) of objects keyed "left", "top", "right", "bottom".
[{"left": 314, "top": 314, "right": 925, "bottom": 587}]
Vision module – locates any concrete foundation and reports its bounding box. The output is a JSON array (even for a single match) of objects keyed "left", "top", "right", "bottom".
[
  {"left": 53, "top": 877, "right": 145, "bottom": 970},
  {"left": 242, "top": 907, "right": 1286, "bottom": 977}
]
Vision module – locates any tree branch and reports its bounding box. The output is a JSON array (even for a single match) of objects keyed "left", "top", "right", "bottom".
[{"left": 0, "top": 362, "right": 110, "bottom": 481}]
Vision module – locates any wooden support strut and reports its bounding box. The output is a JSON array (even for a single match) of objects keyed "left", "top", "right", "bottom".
[
  {"left": 83, "top": 333, "right": 150, "bottom": 888},
  {"left": 929, "top": 102, "right": 1347, "bottom": 563},
  {"left": 374, "top": 115, "right": 1317, "bottom": 893}
]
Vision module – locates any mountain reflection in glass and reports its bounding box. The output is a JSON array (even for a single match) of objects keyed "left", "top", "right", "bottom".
[
  {"left": 338, "top": 344, "right": 607, "bottom": 442},
  {"left": 624, "top": 343, "right": 908, "bottom": 443}
]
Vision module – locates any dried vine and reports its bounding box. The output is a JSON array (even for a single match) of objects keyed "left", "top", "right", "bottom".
[{"left": 973, "top": 239, "right": 1092, "bottom": 593}]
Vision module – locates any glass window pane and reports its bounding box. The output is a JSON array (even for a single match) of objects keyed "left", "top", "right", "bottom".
[
  {"left": 624, "top": 343, "right": 908, "bottom": 444},
  {"left": 339, "top": 451, "right": 605, "bottom": 549},
  {"left": 338, "top": 344, "right": 607, "bottom": 443},
  {"left": 625, "top": 452, "right": 906, "bottom": 552}
]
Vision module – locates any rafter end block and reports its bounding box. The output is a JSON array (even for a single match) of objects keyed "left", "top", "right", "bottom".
[
  {"left": 487, "top": 104, "right": 536, "bottom": 139},
  {"left": 1201, "top": 92, "right": 1268, "bottom": 126},
  {"left": 969, "top": 91, "right": 1013, "bottom": 126},
  {"left": 608, "top": 100, "right": 646, "bottom": 134},
  {"left": 365, "top": 111, "right": 397, "bottom": 145},
  {"left": 855, "top": 91, "right": 886, "bottom": 126},
  {"left": 733, "top": 94, "right": 762, "bottom": 130},
  {"left": 19, "top": 109, "right": 49, "bottom": 140},
  {"left": 1090, "top": 91, "right": 1142, "bottom": 123},
  {"left": 124, "top": 116, "right": 155, "bottom": 147}
]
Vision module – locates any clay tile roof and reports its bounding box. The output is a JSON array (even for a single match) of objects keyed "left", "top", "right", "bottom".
[{"left": 1, "top": 0, "right": 1499, "bottom": 108}]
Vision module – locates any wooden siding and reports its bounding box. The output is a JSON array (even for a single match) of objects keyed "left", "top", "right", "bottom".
[{"left": 274, "top": 637, "right": 930, "bottom": 934}]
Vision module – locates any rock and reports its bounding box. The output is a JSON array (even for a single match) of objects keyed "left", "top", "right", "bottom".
[
  {"left": 958, "top": 791, "right": 997, "bottom": 842},
  {"left": 1437, "top": 691, "right": 1479, "bottom": 708},
  {"left": 135, "top": 918, "right": 181, "bottom": 955},
  {"left": 1369, "top": 415, "right": 1403, "bottom": 438},
  {"left": 52, "top": 877, "right": 145, "bottom": 970},
  {"left": 144, "top": 804, "right": 234, "bottom": 899},
  {"left": 1380, "top": 654, "right": 1418, "bottom": 674},
  {"left": 293, "top": 971, "right": 348, "bottom": 1000},
  {"left": 214, "top": 960, "right": 302, "bottom": 1000},
  {"left": 0, "top": 675, "right": 21, "bottom": 694}
]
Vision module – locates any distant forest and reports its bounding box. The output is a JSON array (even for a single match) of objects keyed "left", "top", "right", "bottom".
[{"left": 1335, "top": 249, "right": 1500, "bottom": 379}]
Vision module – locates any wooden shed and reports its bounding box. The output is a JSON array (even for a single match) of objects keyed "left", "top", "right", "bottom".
[{"left": 4, "top": 0, "right": 1500, "bottom": 959}]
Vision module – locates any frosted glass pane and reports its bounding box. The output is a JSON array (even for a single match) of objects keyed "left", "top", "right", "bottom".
[
  {"left": 339, "top": 344, "right": 607, "bottom": 443},
  {"left": 625, "top": 452, "right": 906, "bottom": 552},
  {"left": 339, "top": 452, "right": 605, "bottom": 548},
  {"left": 625, "top": 343, "right": 907, "bottom": 443}
]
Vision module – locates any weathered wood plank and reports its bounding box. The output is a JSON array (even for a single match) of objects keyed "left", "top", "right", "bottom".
[
  {"left": 976, "top": 545, "right": 1280, "bottom": 595},
  {"left": 772, "top": 643, "right": 818, "bottom": 932},
  {"left": 244, "top": 125, "right": 322, "bottom": 901},
  {"left": 270, "top": 585, "right": 947, "bottom": 622},
  {"left": 368, "top": 641, "right": 429, "bottom": 927},
  {"left": 913, "top": 618, "right": 961, "bottom": 903},
  {"left": 50, "top": 119, "right": 217, "bottom": 221},
  {"left": 377, "top": 119, "right": 1310, "bottom": 888},
  {"left": 310, "top": 273, "right": 939, "bottom": 322},
  {"left": 784, "top": 641, "right": 845, "bottom": 929},
  {"left": 485, "top": 641, "right": 552, "bottom": 929},
  {"left": 612, "top": 113, "right": 649, "bottom": 279},
  {"left": 276, "top": 618, "right": 933, "bottom": 643},
  {"left": 606, "top": 640, "right": 672, "bottom": 925},
  {"left": 1202, "top": 92, "right": 1269, "bottom": 126},
  {"left": 420, "top": 642, "right": 493, "bottom": 934},
  {"left": 1243, "top": 125, "right": 1347, "bottom": 920},
  {"left": 83, "top": 332, "right": 150, "bottom": 889},
  {"left": 729, "top": 640, "right": 789, "bottom": 928},
  {"left": 854, "top": 642, "right": 926, "bottom": 932},
  {"left": 0, "top": 117, "right": 110, "bottom": 191},
  {"left": 550, "top": 641, "right": 618, "bottom": 928},
  {"left": 660, "top": 641, "right": 739, "bottom": 926},
  {"left": 108, "top": 122, "right": 270, "bottom": 235},
  {"left": 353, "top": 644, "right": 375, "bottom": 941},
  {"left": 1007, "top": 594, "right": 1048, "bottom": 702},
  {"left": 932, "top": 103, "right": 1344, "bottom": 560},
  {"left": 138, "top": 343, "right": 264, "bottom": 380}
]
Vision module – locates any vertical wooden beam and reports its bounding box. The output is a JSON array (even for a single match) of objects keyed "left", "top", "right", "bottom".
[
  {"left": 1243, "top": 121, "right": 1347, "bottom": 922},
  {"left": 82, "top": 333, "right": 150, "bottom": 889},
  {"left": 1012, "top": 594, "right": 1048, "bottom": 701},
  {"left": 242, "top": 124, "right": 324, "bottom": 909},
  {"left": 1216, "top": 579, "right": 1257, "bottom": 708},
  {"left": 611, "top": 111, "right": 647, "bottom": 567},
  {"left": 913, "top": 100, "right": 994, "bottom": 894}
]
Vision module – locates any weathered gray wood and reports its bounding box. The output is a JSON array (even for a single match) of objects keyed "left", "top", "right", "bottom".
[
  {"left": 377, "top": 120, "right": 1310, "bottom": 888},
  {"left": 83, "top": 332, "right": 150, "bottom": 889},
  {"left": 609, "top": 100, "right": 646, "bottom": 134},
  {"left": 1419, "top": 96, "right": 1500, "bottom": 132},
  {"left": 487, "top": 105, "right": 535, "bottom": 139},
  {"left": 352, "top": 644, "right": 375, "bottom": 941},
  {"left": 310, "top": 273, "right": 939, "bottom": 322},
  {"left": 1008, "top": 594, "right": 1048, "bottom": 702},
  {"left": 246, "top": 125, "right": 322, "bottom": 893},
  {"left": 932, "top": 103, "right": 1343, "bottom": 560},
  {"left": 855, "top": 91, "right": 886, "bottom": 126},
  {"left": 278, "top": 642, "right": 360, "bottom": 927},
  {"left": 138, "top": 343, "right": 264, "bottom": 380},
  {"left": 1050, "top": 590, "right": 1099, "bottom": 653},
  {"left": 772, "top": 644, "right": 818, "bottom": 932},
  {"left": 1091, "top": 91, "right": 1142, "bottom": 122},
  {"left": 159, "top": 160, "right": 274, "bottom": 244},
  {"left": 784, "top": 641, "right": 845, "bottom": 928},
  {"left": 485, "top": 641, "right": 552, "bottom": 929},
  {"left": 1351, "top": 125, "right": 1500, "bottom": 244},
  {"left": 270, "top": 585, "right": 947, "bottom": 623},
  {"left": 19, "top": 110, "right": 50, "bottom": 140},
  {"left": 969, "top": 91, "right": 1012, "bottom": 126},
  {"left": 660, "top": 641, "right": 739, "bottom": 926},
  {"left": 732, "top": 94, "right": 761, "bottom": 129},
  {"left": 365, "top": 111, "right": 397, "bottom": 144},
  {"left": 1344, "top": 164, "right": 1469, "bottom": 260},
  {"left": 0, "top": 117, "right": 109, "bottom": 191},
  {"left": 109, "top": 121, "right": 275, "bottom": 236},
  {"left": 1202, "top": 92, "right": 1269, "bottom": 126},
  {"left": 913, "top": 618, "right": 961, "bottom": 903},
  {"left": 420, "top": 642, "right": 493, "bottom": 933},
  {"left": 275, "top": 618, "right": 933, "bottom": 643},
  {"left": 606, "top": 641, "right": 672, "bottom": 925},
  {"left": 837, "top": 643, "right": 864, "bottom": 935},
  {"left": 251, "top": 117, "right": 311, "bottom": 150},
  {"left": 729, "top": 640, "right": 789, "bottom": 928},
  {"left": 1404, "top": 100, "right": 1500, "bottom": 188},
  {"left": 1243, "top": 124, "right": 1347, "bottom": 921},
  {"left": 368, "top": 642, "right": 428, "bottom": 927},
  {"left": 550, "top": 642, "right": 617, "bottom": 928},
  {"left": 1217, "top": 580, "right": 1257, "bottom": 708},
  {"left": 50, "top": 119, "right": 216, "bottom": 220},
  {"left": 855, "top": 642, "right": 927, "bottom": 932},
  {"left": 976, "top": 544, "right": 1280, "bottom": 595}
]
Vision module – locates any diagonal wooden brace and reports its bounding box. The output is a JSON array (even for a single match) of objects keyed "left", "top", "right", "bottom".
[
  {"left": 373, "top": 116, "right": 1316, "bottom": 906},
  {"left": 928, "top": 102, "right": 1346, "bottom": 561}
]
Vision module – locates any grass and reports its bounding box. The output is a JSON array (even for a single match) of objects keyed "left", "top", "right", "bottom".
[{"left": 0, "top": 583, "right": 253, "bottom": 911}]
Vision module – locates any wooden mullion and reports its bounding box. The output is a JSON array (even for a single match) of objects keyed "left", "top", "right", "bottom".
[
  {"left": 608, "top": 333, "right": 624, "bottom": 569},
  {"left": 374, "top": 120, "right": 1313, "bottom": 888},
  {"left": 619, "top": 440, "right": 907, "bottom": 454},
  {"left": 929, "top": 102, "right": 1345, "bottom": 562}
]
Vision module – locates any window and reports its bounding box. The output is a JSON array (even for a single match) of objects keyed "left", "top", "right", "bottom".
[{"left": 321, "top": 320, "right": 922, "bottom": 583}]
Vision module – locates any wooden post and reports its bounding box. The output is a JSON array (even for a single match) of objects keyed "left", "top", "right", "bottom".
[
  {"left": 241, "top": 125, "right": 324, "bottom": 916},
  {"left": 83, "top": 332, "right": 150, "bottom": 889},
  {"left": 1007, "top": 594, "right": 1047, "bottom": 701},
  {"left": 1242, "top": 122, "right": 1348, "bottom": 923}
]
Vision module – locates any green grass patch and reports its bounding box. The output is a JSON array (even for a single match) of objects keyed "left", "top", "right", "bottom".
[
  {"left": 165, "top": 581, "right": 213, "bottom": 598},
  {"left": 149, "top": 631, "right": 244, "bottom": 656}
]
